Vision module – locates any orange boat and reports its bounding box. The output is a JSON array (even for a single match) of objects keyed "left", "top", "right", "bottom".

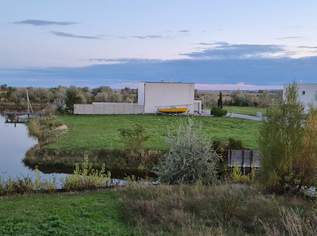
[{"left": 158, "top": 107, "right": 188, "bottom": 113}]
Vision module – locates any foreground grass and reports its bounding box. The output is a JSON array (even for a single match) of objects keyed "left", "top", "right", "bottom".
[
  {"left": 0, "top": 190, "right": 132, "bottom": 236},
  {"left": 224, "top": 106, "right": 267, "bottom": 116},
  {"left": 1, "top": 183, "right": 316, "bottom": 236},
  {"left": 49, "top": 115, "right": 260, "bottom": 151},
  {"left": 121, "top": 183, "right": 317, "bottom": 236}
]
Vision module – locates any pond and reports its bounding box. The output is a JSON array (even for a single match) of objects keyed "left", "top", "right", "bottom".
[{"left": 0, "top": 115, "right": 66, "bottom": 184}]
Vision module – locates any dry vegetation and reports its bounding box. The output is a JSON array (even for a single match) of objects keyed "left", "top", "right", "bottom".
[{"left": 121, "top": 183, "right": 317, "bottom": 236}]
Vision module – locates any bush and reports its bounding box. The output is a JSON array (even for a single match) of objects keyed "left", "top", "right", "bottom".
[
  {"left": 231, "top": 166, "right": 255, "bottom": 184},
  {"left": 156, "top": 119, "right": 218, "bottom": 185},
  {"left": 28, "top": 116, "right": 62, "bottom": 145},
  {"left": 210, "top": 107, "right": 228, "bottom": 117},
  {"left": 62, "top": 156, "right": 111, "bottom": 191},
  {"left": 118, "top": 124, "right": 149, "bottom": 154}
]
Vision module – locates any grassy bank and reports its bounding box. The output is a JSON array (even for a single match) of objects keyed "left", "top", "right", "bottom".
[
  {"left": 50, "top": 115, "right": 260, "bottom": 151},
  {"left": 224, "top": 106, "right": 267, "bottom": 116},
  {"left": 0, "top": 190, "right": 132, "bottom": 235},
  {"left": 25, "top": 115, "right": 260, "bottom": 177}
]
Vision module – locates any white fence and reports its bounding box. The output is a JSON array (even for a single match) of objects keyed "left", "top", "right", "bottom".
[{"left": 74, "top": 103, "right": 144, "bottom": 115}]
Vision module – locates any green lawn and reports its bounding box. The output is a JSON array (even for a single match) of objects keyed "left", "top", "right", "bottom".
[
  {"left": 224, "top": 106, "right": 267, "bottom": 116},
  {"left": 0, "top": 191, "right": 133, "bottom": 236},
  {"left": 49, "top": 115, "right": 260, "bottom": 151}
]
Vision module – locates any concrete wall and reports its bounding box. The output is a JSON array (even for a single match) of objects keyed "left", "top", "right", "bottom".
[
  {"left": 143, "top": 82, "right": 195, "bottom": 113},
  {"left": 74, "top": 102, "right": 144, "bottom": 115},
  {"left": 284, "top": 84, "right": 317, "bottom": 112}
]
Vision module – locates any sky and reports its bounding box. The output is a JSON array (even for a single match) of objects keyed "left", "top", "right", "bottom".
[{"left": 1, "top": 1, "right": 317, "bottom": 89}]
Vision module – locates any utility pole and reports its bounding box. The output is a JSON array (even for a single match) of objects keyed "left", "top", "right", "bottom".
[{"left": 26, "top": 89, "right": 33, "bottom": 116}]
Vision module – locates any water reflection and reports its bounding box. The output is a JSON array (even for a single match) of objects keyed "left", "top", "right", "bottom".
[{"left": 0, "top": 116, "right": 66, "bottom": 184}]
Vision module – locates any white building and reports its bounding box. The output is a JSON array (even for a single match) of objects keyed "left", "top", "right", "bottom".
[
  {"left": 138, "top": 82, "right": 201, "bottom": 114},
  {"left": 283, "top": 84, "right": 317, "bottom": 112},
  {"left": 74, "top": 82, "right": 202, "bottom": 115}
]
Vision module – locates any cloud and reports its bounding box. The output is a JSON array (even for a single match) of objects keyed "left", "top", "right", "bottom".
[
  {"left": 3, "top": 56, "right": 317, "bottom": 88},
  {"left": 183, "top": 42, "right": 286, "bottom": 59},
  {"left": 13, "top": 19, "right": 77, "bottom": 26},
  {"left": 3, "top": 42, "right": 317, "bottom": 88},
  {"left": 298, "top": 46, "right": 317, "bottom": 49},
  {"left": 178, "top": 30, "right": 190, "bottom": 33},
  {"left": 131, "top": 34, "right": 163, "bottom": 39},
  {"left": 276, "top": 36, "right": 302, "bottom": 40},
  {"left": 51, "top": 31, "right": 100, "bottom": 39},
  {"left": 89, "top": 58, "right": 162, "bottom": 64},
  {"left": 198, "top": 42, "right": 215, "bottom": 46}
]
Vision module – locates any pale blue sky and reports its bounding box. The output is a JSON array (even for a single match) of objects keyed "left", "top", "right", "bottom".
[{"left": 1, "top": 1, "right": 317, "bottom": 87}]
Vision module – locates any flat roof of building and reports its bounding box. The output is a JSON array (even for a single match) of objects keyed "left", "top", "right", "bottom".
[{"left": 142, "top": 81, "right": 194, "bottom": 85}]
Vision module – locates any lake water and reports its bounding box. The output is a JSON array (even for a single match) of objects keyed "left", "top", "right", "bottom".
[{"left": 0, "top": 115, "right": 66, "bottom": 184}]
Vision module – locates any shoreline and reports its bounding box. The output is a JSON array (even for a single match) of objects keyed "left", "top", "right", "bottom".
[
  {"left": 24, "top": 116, "right": 163, "bottom": 178},
  {"left": 24, "top": 144, "right": 161, "bottom": 178}
]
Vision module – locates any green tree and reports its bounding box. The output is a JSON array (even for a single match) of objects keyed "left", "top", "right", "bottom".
[
  {"left": 259, "top": 83, "right": 317, "bottom": 193},
  {"left": 65, "top": 87, "right": 86, "bottom": 113}
]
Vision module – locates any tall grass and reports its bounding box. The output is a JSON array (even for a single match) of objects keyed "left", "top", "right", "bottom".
[
  {"left": 63, "top": 156, "right": 111, "bottom": 191},
  {"left": 121, "top": 183, "right": 317, "bottom": 235},
  {"left": 0, "top": 158, "right": 111, "bottom": 195},
  {"left": 0, "top": 170, "right": 56, "bottom": 196}
]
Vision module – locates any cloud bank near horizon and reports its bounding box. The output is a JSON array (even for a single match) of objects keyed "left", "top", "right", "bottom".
[
  {"left": 1, "top": 56, "right": 317, "bottom": 88},
  {"left": 184, "top": 42, "right": 287, "bottom": 59},
  {"left": 1, "top": 42, "right": 317, "bottom": 88}
]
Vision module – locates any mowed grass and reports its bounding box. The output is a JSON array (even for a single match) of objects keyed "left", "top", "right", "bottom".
[
  {"left": 224, "top": 106, "right": 267, "bottom": 116},
  {"left": 0, "top": 191, "right": 132, "bottom": 236},
  {"left": 49, "top": 115, "right": 260, "bottom": 151}
]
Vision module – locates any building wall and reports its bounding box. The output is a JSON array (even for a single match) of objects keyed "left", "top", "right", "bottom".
[
  {"left": 138, "top": 82, "right": 145, "bottom": 105},
  {"left": 74, "top": 103, "right": 144, "bottom": 115},
  {"left": 194, "top": 100, "right": 202, "bottom": 114},
  {"left": 284, "top": 84, "right": 317, "bottom": 112},
  {"left": 143, "top": 82, "right": 195, "bottom": 113}
]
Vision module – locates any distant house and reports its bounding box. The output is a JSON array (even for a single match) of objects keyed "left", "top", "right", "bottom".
[
  {"left": 74, "top": 82, "right": 202, "bottom": 115},
  {"left": 283, "top": 84, "right": 317, "bottom": 112}
]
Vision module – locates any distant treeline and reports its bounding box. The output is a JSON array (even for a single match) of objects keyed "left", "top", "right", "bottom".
[
  {"left": 0, "top": 84, "right": 137, "bottom": 113},
  {"left": 197, "top": 89, "right": 282, "bottom": 109},
  {"left": 0, "top": 84, "right": 282, "bottom": 113}
]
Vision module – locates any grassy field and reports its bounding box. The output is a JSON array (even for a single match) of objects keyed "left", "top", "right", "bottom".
[
  {"left": 0, "top": 190, "right": 132, "bottom": 236},
  {"left": 49, "top": 115, "right": 260, "bottom": 151},
  {"left": 224, "top": 106, "right": 267, "bottom": 116}
]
